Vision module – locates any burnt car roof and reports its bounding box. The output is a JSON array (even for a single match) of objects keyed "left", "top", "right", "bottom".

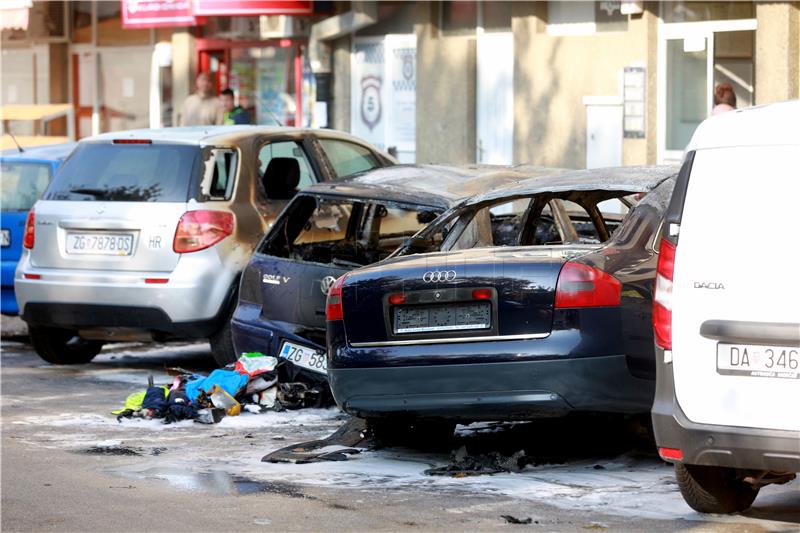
[
  {"left": 461, "top": 165, "right": 679, "bottom": 207},
  {"left": 301, "top": 164, "right": 569, "bottom": 209}
]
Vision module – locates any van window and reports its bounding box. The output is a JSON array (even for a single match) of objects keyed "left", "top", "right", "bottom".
[
  {"left": 318, "top": 139, "right": 381, "bottom": 178},
  {"left": 0, "top": 161, "right": 51, "bottom": 211},
  {"left": 45, "top": 143, "right": 199, "bottom": 202},
  {"left": 263, "top": 196, "right": 440, "bottom": 266}
]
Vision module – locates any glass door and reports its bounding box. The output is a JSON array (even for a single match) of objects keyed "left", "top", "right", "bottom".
[{"left": 658, "top": 18, "right": 756, "bottom": 162}]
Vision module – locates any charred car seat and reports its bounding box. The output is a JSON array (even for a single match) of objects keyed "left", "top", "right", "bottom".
[{"left": 263, "top": 157, "right": 301, "bottom": 199}]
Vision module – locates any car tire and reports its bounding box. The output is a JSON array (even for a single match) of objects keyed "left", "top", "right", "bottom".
[
  {"left": 675, "top": 463, "right": 759, "bottom": 514},
  {"left": 209, "top": 315, "right": 238, "bottom": 368},
  {"left": 29, "top": 326, "right": 103, "bottom": 365},
  {"left": 367, "top": 418, "right": 456, "bottom": 448}
]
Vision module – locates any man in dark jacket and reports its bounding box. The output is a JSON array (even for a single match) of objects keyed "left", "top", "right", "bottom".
[{"left": 221, "top": 88, "right": 252, "bottom": 125}]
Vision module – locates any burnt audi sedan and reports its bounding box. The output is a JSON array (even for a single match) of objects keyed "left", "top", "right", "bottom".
[
  {"left": 326, "top": 165, "right": 678, "bottom": 434},
  {"left": 232, "top": 164, "right": 558, "bottom": 392}
]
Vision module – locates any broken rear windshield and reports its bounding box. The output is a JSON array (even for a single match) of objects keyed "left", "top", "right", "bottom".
[
  {"left": 261, "top": 196, "right": 441, "bottom": 267},
  {"left": 45, "top": 143, "right": 200, "bottom": 202}
]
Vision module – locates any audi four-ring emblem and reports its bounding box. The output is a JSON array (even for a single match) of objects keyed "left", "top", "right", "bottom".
[{"left": 422, "top": 270, "right": 457, "bottom": 283}]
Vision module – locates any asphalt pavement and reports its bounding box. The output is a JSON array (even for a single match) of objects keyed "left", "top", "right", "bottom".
[{"left": 2, "top": 340, "right": 798, "bottom": 532}]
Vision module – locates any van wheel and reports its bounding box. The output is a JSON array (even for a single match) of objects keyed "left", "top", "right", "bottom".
[
  {"left": 209, "top": 320, "right": 237, "bottom": 367},
  {"left": 29, "top": 326, "right": 103, "bottom": 365},
  {"left": 675, "top": 463, "right": 759, "bottom": 514}
]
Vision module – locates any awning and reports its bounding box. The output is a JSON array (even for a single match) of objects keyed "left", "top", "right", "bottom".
[{"left": 1, "top": 104, "right": 74, "bottom": 122}]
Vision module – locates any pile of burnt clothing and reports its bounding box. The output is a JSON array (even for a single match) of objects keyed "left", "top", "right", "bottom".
[{"left": 112, "top": 353, "right": 331, "bottom": 425}]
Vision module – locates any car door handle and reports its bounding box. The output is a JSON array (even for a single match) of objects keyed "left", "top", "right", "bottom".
[{"left": 699, "top": 320, "right": 800, "bottom": 347}]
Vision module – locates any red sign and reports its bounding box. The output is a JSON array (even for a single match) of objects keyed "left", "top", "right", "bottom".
[
  {"left": 193, "top": 0, "right": 313, "bottom": 16},
  {"left": 121, "top": 0, "right": 198, "bottom": 28}
]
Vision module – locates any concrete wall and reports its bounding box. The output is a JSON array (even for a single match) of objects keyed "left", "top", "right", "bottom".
[
  {"left": 755, "top": 2, "right": 800, "bottom": 104},
  {"left": 171, "top": 30, "right": 195, "bottom": 126},
  {"left": 512, "top": 2, "right": 657, "bottom": 169},
  {"left": 415, "top": 2, "right": 476, "bottom": 164}
]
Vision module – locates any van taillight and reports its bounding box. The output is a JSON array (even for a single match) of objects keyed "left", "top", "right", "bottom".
[
  {"left": 23, "top": 210, "right": 35, "bottom": 249},
  {"left": 555, "top": 262, "right": 621, "bottom": 308},
  {"left": 653, "top": 239, "right": 676, "bottom": 350},
  {"left": 325, "top": 275, "right": 348, "bottom": 321},
  {"left": 173, "top": 210, "right": 234, "bottom": 253}
]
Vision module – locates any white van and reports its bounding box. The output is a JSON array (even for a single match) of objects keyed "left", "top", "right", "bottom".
[{"left": 651, "top": 101, "right": 800, "bottom": 514}]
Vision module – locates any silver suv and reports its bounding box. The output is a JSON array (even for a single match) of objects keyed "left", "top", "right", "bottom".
[{"left": 15, "top": 126, "right": 394, "bottom": 366}]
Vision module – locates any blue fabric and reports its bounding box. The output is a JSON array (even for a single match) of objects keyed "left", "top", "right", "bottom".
[{"left": 186, "top": 369, "right": 249, "bottom": 402}]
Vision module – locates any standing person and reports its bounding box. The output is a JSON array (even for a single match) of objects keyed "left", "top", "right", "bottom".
[
  {"left": 179, "top": 72, "right": 223, "bottom": 126},
  {"left": 220, "top": 88, "right": 251, "bottom": 125},
  {"left": 711, "top": 83, "right": 737, "bottom": 116}
]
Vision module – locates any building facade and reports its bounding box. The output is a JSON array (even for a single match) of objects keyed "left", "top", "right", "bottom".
[{"left": 2, "top": 1, "right": 798, "bottom": 168}]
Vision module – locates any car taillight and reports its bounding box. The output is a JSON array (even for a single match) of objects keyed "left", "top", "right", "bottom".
[
  {"left": 173, "top": 210, "right": 234, "bottom": 253},
  {"left": 23, "top": 210, "right": 35, "bottom": 249},
  {"left": 653, "top": 238, "right": 676, "bottom": 350},
  {"left": 555, "top": 261, "right": 621, "bottom": 308},
  {"left": 325, "top": 275, "right": 348, "bottom": 321},
  {"left": 658, "top": 447, "right": 683, "bottom": 461}
]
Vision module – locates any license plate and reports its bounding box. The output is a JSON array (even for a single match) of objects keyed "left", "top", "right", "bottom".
[
  {"left": 1, "top": 229, "right": 9, "bottom": 247},
  {"left": 279, "top": 341, "right": 327, "bottom": 375},
  {"left": 394, "top": 302, "right": 491, "bottom": 334},
  {"left": 717, "top": 343, "right": 799, "bottom": 379},
  {"left": 66, "top": 233, "right": 134, "bottom": 256}
]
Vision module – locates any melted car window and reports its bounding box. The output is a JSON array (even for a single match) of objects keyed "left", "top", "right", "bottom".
[{"left": 263, "top": 196, "right": 440, "bottom": 266}]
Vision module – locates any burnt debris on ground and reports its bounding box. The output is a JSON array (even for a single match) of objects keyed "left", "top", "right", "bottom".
[{"left": 111, "top": 352, "right": 333, "bottom": 426}]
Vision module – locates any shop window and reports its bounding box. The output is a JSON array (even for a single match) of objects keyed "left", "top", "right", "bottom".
[
  {"left": 318, "top": 139, "right": 381, "bottom": 178},
  {"left": 547, "top": 1, "right": 627, "bottom": 36},
  {"left": 441, "top": 1, "right": 477, "bottom": 35},
  {"left": 663, "top": 2, "right": 754, "bottom": 24}
]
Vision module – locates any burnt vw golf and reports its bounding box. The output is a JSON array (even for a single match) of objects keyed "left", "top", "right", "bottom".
[
  {"left": 326, "top": 166, "right": 678, "bottom": 434},
  {"left": 231, "top": 165, "right": 552, "bottom": 391}
]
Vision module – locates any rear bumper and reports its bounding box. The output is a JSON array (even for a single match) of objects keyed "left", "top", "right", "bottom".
[
  {"left": 329, "top": 355, "right": 654, "bottom": 421},
  {"left": 15, "top": 250, "right": 238, "bottom": 325},
  {"left": 22, "top": 301, "right": 229, "bottom": 339},
  {"left": 652, "top": 346, "right": 800, "bottom": 473},
  {"left": 231, "top": 302, "right": 328, "bottom": 382}
]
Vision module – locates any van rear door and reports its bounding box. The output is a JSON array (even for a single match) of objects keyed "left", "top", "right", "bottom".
[
  {"left": 32, "top": 142, "right": 200, "bottom": 273},
  {"left": 671, "top": 145, "right": 800, "bottom": 432}
]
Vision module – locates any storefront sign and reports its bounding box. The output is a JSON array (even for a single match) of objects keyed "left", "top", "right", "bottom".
[
  {"left": 121, "top": 0, "right": 312, "bottom": 28},
  {"left": 121, "top": 0, "right": 198, "bottom": 28},
  {"left": 193, "top": 0, "right": 312, "bottom": 16}
]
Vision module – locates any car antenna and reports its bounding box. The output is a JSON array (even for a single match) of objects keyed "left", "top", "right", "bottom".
[
  {"left": 266, "top": 110, "right": 283, "bottom": 127},
  {"left": 7, "top": 130, "right": 24, "bottom": 153}
]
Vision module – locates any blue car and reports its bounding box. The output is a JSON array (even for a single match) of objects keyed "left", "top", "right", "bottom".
[
  {"left": 326, "top": 165, "right": 678, "bottom": 439},
  {"left": 1, "top": 143, "right": 76, "bottom": 315}
]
